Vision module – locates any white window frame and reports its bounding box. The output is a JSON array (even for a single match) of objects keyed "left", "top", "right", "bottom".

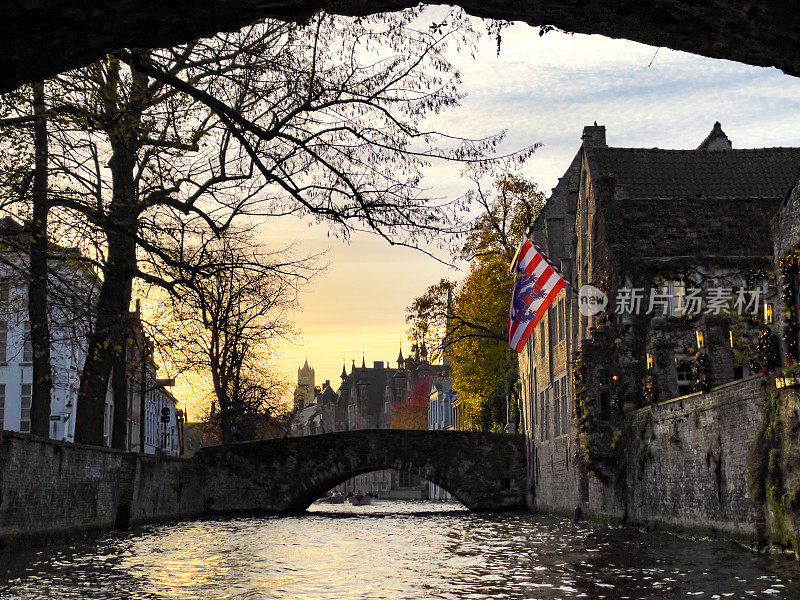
[
  {"left": 23, "top": 321, "right": 33, "bottom": 363},
  {"left": 20, "top": 383, "right": 31, "bottom": 433}
]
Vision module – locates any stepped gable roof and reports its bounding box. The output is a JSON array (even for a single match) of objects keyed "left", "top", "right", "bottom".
[
  {"left": 531, "top": 149, "right": 582, "bottom": 234},
  {"left": 584, "top": 144, "right": 800, "bottom": 261},
  {"left": 342, "top": 361, "right": 396, "bottom": 415},
  {"left": 317, "top": 384, "right": 337, "bottom": 404}
]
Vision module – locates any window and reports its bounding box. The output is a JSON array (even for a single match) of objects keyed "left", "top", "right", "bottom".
[
  {"left": 0, "top": 321, "right": 6, "bottom": 363},
  {"left": 539, "top": 390, "right": 546, "bottom": 440},
  {"left": 764, "top": 302, "right": 774, "bottom": 324},
  {"left": 672, "top": 281, "right": 686, "bottom": 316},
  {"left": 561, "top": 377, "right": 570, "bottom": 434},
  {"left": 0, "top": 384, "right": 5, "bottom": 429},
  {"left": 23, "top": 321, "right": 32, "bottom": 362},
  {"left": 558, "top": 298, "right": 566, "bottom": 341},
  {"left": 0, "top": 278, "right": 9, "bottom": 309},
  {"left": 657, "top": 280, "right": 686, "bottom": 316},
  {"left": 553, "top": 380, "right": 561, "bottom": 437},
  {"left": 20, "top": 383, "right": 31, "bottom": 433},
  {"left": 539, "top": 321, "right": 546, "bottom": 358},
  {"left": 567, "top": 190, "right": 578, "bottom": 213},
  {"left": 676, "top": 359, "right": 693, "bottom": 396},
  {"left": 543, "top": 390, "right": 549, "bottom": 440}
]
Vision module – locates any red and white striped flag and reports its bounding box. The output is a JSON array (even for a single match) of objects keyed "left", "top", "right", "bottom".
[{"left": 508, "top": 234, "right": 569, "bottom": 353}]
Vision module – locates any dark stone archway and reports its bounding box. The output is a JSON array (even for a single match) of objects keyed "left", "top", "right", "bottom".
[
  {"left": 183, "top": 429, "right": 527, "bottom": 514},
  {"left": 1, "top": 1, "right": 799, "bottom": 93}
]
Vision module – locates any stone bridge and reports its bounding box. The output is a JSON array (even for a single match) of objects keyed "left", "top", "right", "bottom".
[{"left": 184, "top": 429, "right": 527, "bottom": 513}]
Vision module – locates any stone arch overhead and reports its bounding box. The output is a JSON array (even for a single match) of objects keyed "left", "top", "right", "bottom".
[
  {"left": 1, "top": 1, "right": 799, "bottom": 93},
  {"left": 184, "top": 429, "right": 527, "bottom": 515}
]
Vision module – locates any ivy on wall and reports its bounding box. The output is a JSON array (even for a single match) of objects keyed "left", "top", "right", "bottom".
[
  {"left": 642, "top": 372, "right": 659, "bottom": 404},
  {"left": 572, "top": 352, "right": 589, "bottom": 433},
  {"left": 779, "top": 248, "right": 800, "bottom": 362},
  {"left": 746, "top": 385, "right": 800, "bottom": 554},
  {"left": 691, "top": 351, "right": 712, "bottom": 392},
  {"left": 749, "top": 328, "right": 781, "bottom": 374}
]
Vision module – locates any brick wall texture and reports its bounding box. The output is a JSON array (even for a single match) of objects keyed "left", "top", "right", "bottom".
[
  {"left": 0, "top": 432, "right": 186, "bottom": 549},
  {"left": 533, "top": 376, "right": 766, "bottom": 540}
]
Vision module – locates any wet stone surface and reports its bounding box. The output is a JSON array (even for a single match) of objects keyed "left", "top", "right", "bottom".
[{"left": 1, "top": 500, "right": 799, "bottom": 599}]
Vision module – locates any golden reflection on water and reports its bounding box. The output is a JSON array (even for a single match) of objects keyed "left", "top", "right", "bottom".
[{"left": 2, "top": 500, "right": 800, "bottom": 599}]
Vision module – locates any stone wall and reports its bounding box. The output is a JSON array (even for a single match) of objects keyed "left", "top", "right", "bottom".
[
  {"left": 0, "top": 431, "right": 190, "bottom": 550},
  {"left": 0, "top": 428, "right": 525, "bottom": 549},
  {"left": 625, "top": 377, "right": 764, "bottom": 539},
  {"left": 532, "top": 376, "right": 766, "bottom": 540}
]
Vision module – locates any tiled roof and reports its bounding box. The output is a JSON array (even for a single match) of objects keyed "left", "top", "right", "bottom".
[
  {"left": 585, "top": 145, "right": 800, "bottom": 261},
  {"left": 586, "top": 147, "right": 800, "bottom": 200}
]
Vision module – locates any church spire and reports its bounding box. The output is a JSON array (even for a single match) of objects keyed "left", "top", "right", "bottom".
[
  {"left": 361, "top": 352, "right": 366, "bottom": 369},
  {"left": 397, "top": 343, "right": 404, "bottom": 368},
  {"left": 340, "top": 361, "right": 347, "bottom": 380}
]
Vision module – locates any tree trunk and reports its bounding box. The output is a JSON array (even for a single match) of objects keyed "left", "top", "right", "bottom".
[
  {"left": 28, "top": 80, "right": 52, "bottom": 438},
  {"left": 74, "top": 59, "right": 147, "bottom": 446},
  {"left": 74, "top": 149, "right": 136, "bottom": 446},
  {"left": 219, "top": 407, "right": 233, "bottom": 445},
  {"left": 111, "top": 337, "right": 129, "bottom": 449}
]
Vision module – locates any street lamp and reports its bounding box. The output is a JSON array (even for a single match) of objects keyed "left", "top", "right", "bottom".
[{"left": 137, "top": 360, "right": 176, "bottom": 454}]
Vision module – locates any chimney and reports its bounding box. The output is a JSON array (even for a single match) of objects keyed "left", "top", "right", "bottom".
[{"left": 581, "top": 124, "right": 606, "bottom": 148}]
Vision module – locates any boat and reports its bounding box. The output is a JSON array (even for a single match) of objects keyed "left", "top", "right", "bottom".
[
  {"left": 347, "top": 494, "right": 372, "bottom": 506},
  {"left": 318, "top": 493, "right": 346, "bottom": 504}
]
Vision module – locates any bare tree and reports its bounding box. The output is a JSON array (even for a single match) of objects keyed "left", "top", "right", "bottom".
[
  {"left": 2, "top": 9, "right": 535, "bottom": 446},
  {"left": 151, "top": 227, "right": 318, "bottom": 443}
]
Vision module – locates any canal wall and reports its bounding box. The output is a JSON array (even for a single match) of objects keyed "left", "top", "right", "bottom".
[
  {"left": 0, "top": 431, "right": 190, "bottom": 549},
  {"left": 533, "top": 376, "right": 766, "bottom": 541},
  {"left": 0, "top": 429, "right": 526, "bottom": 549}
]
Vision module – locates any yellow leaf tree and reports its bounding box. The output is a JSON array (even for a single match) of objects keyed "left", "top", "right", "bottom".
[{"left": 407, "top": 174, "right": 545, "bottom": 430}]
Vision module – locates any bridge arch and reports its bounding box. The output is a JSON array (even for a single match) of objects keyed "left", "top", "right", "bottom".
[
  {"left": 3, "top": 1, "right": 800, "bottom": 93},
  {"left": 298, "top": 465, "right": 469, "bottom": 511},
  {"left": 185, "top": 429, "right": 527, "bottom": 514}
]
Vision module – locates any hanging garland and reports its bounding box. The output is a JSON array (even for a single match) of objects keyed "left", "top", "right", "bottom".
[
  {"left": 749, "top": 327, "right": 781, "bottom": 374},
  {"left": 779, "top": 248, "right": 800, "bottom": 362},
  {"left": 691, "top": 351, "right": 712, "bottom": 392},
  {"left": 641, "top": 372, "right": 659, "bottom": 404}
]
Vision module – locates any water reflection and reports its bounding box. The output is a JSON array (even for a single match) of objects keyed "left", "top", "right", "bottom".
[{"left": 1, "top": 500, "right": 798, "bottom": 599}]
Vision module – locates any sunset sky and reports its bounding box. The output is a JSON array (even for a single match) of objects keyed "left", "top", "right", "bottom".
[{"left": 167, "top": 9, "right": 800, "bottom": 416}]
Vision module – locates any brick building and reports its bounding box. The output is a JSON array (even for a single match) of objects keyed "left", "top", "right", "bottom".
[{"left": 520, "top": 123, "right": 800, "bottom": 510}]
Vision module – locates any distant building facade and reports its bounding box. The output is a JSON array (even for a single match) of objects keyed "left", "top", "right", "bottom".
[
  {"left": 291, "top": 350, "right": 452, "bottom": 497},
  {"left": 293, "top": 359, "right": 315, "bottom": 411},
  {"left": 0, "top": 218, "right": 182, "bottom": 455},
  {"left": 0, "top": 218, "right": 114, "bottom": 443},
  {"left": 427, "top": 378, "right": 456, "bottom": 500}
]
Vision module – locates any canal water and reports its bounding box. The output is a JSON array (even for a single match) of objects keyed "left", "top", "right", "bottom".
[{"left": 1, "top": 500, "right": 799, "bottom": 599}]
